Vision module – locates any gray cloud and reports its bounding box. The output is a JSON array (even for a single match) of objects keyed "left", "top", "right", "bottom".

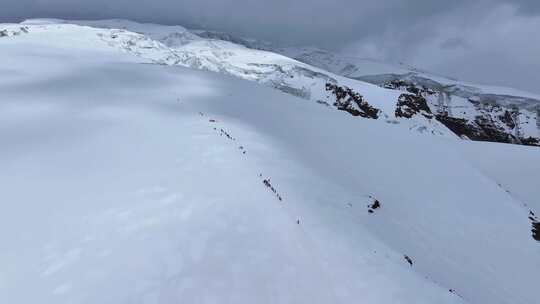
[
  {"left": 439, "top": 38, "right": 470, "bottom": 50},
  {"left": 1, "top": 0, "right": 539, "bottom": 93}
]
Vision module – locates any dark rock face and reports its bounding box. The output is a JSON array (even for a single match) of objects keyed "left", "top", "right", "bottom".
[
  {"left": 435, "top": 114, "right": 514, "bottom": 143},
  {"left": 0, "top": 27, "right": 30, "bottom": 38},
  {"left": 434, "top": 115, "right": 473, "bottom": 138},
  {"left": 382, "top": 80, "right": 540, "bottom": 147},
  {"left": 367, "top": 197, "right": 381, "bottom": 214},
  {"left": 532, "top": 222, "right": 540, "bottom": 241},
  {"left": 465, "top": 105, "right": 539, "bottom": 146},
  {"left": 325, "top": 83, "right": 380, "bottom": 119},
  {"left": 499, "top": 110, "right": 516, "bottom": 129},
  {"left": 530, "top": 211, "right": 540, "bottom": 242},
  {"left": 395, "top": 93, "right": 433, "bottom": 119},
  {"left": 383, "top": 79, "right": 436, "bottom": 96},
  {"left": 472, "top": 115, "right": 515, "bottom": 143},
  {"left": 521, "top": 137, "right": 540, "bottom": 147}
]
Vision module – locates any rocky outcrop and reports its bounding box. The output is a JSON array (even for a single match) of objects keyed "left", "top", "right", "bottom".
[
  {"left": 499, "top": 110, "right": 516, "bottom": 129},
  {"left": 395, "top": 93, "right": 433, "bottom": 119},
  {"left": 367, "top": 197, "right": 381, "bottom": 214},
  {"left": 472, "top": 115, "right": 516, "bottom": 143},
  {"left": 383, "top": 80, "right": 540, "bottom": 146},
  {"left": 533, "top": 221, "right": 540, "bottom": 242},
  {"left": 529, "top": 211, "right": 540, "bottom": 242},
  {"left": 325, "top": 83, "right": 380, "bottom": 119},
  {"left": 0, "top": 26, "right": 29, "bottom": 37},
  {"left": 383, "top": 79, "right": 437, "bottom": 96},
  {"left": 434, "top": 114, "right": 516, "bottom": 143},
  {"left": 521, "top": 137, "right": 540, "bottom": 146}
]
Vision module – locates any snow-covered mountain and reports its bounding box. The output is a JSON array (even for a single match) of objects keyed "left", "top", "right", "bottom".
[
  {"left": 14, "top": 19, "right": 467, "bottom": 139},
  {"left": 193, "top": 30, "right": 540, "bottom": 146},
  {"left": 1, "top": 19, "right": 539, "bottom": 304},
  {"left": 24, "top": 19, "right": 539, "bottom": 146},
  {"left": 284, "top": 47, "right": 540, "bottom": 145}
]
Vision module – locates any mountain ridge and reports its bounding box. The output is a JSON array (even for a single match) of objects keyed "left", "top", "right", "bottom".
[{"left": 187, "top": 27, "right": 540, "bottom": 146}]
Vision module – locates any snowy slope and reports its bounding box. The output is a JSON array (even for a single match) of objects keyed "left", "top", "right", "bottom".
[
  {"left": 458, "top": 141, "right": 540, "bottom": 212},
  {"left": 34, "top": 19, "right": 456, "bottom": 139},
  {"left": 38, "top": 19, "right": 540, "bottom": 146},
  {"left": 1, "top": 20, "right": 540, "bottom": 304}
]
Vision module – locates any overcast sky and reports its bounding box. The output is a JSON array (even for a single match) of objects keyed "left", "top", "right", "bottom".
[{"left": 1, "top": 0, "right": 539, "bottom": 93}]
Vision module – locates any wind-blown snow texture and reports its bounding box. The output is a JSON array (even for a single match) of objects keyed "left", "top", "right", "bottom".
[{"left": 1, "top": 20, "right": 539, "bottom": 304}]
